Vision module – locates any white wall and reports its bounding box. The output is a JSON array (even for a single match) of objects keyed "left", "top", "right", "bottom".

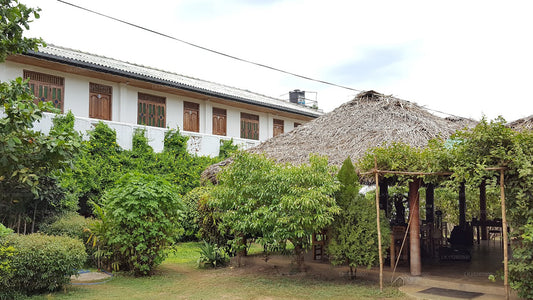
[{"left": 1, "top": 60, "right": 310, "bottom": 147}]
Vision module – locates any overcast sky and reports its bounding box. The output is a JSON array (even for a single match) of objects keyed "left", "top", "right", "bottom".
[{"left": 21, "top": 0, "right": 533, "bottom": 122}]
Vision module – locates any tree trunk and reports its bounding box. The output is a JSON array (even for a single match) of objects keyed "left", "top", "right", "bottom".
[
  {"left": 349, "top": 266, "right": 357, "bottom": 280},
  {"left": 293, "top": 242, "right": 306, "bottom": 272}
]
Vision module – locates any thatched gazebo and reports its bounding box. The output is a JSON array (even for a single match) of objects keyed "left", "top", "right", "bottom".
[
  {"left": 507, "top": 115, "right": 533, "bottom": 132},
  {"left": 201, "top": 90, "right": 480, "bottom": 279},
  {"left": 248, "top": 90, "right": 475, "bottom": 166}
]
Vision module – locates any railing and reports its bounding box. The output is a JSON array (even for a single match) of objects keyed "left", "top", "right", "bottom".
[{"left": 33, "top": 113, "right": 260, "bottom": 157}]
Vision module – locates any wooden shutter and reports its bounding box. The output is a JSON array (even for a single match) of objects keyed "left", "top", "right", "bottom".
[
  {"left": 89, "top": 83, "right": 112, "bottom": 120},
  {"left": 24, "top": 70, "right": 65, "bottom": 112},
  {"left": 212, "top": 107, "right": 227, "bottom": 136},
  {"left": 240, "top": 113, "right": 259, "bottom": 140},
  {"left": 137, "top": 93, "right": 166, "bottom": 128},
  {"left": 273, "top": 119, "right": 284, "bottom": 137},
  {"left": 183, "top": 101, "right": 200, "bottom": 132}
]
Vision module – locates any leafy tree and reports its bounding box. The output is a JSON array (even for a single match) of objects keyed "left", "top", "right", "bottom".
[
  {"left": 101, "top": 172, "right": 184, "bottom": 276},
  {"left": 327, "top": 157, "right": 390, "bottom": 279},
  {"left": 0, "top": 0, "right": 44, "bottom": 62},
  {"left": 210, "top": 152, "right": 340, "bottom": 270}
]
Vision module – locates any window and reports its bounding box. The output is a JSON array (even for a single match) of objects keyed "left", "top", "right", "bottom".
[
  {"left": 137, "top": 93, "right": 166, "bottom": 128},
  {"left": 183, "top": 101, "right": 199, "bottom": 132},
  {"left": 240, "top": 112, "right": 259, "bottom": 140},
  {"left": 273, "top": 119, "right": 284, "bottom": 137},
  {"left": 294, "top": 122, "right": 302, "bottom": 128},
  {"left": 89, "top": 83, "right": 112, "bottom": 120},
  {"left": 24, "top": 70, "right": 65, "bottom": 112},
  {"left": 212, "top": 107, "right": 227, "bottom": 136}
]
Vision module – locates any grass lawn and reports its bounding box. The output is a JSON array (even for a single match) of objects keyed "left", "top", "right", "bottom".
[{"left": 31, "top": 242, "right": 408, "bottom": 300}]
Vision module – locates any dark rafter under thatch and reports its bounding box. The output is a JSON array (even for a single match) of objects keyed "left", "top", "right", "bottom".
[
  {"left": 202, "top": 91, "right": 476, "bottom": 183},
  {"left": 507, "top": 115, "right": 533, "bottom": 132}
]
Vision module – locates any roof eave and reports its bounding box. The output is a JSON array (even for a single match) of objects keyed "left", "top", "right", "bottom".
[{"left": 23, "top": 50, "right": 321, "bottom": 119}]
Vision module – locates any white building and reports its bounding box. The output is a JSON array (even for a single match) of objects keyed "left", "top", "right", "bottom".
[{"left": 1, "top": 45, "right": 322, "bottom": 156}]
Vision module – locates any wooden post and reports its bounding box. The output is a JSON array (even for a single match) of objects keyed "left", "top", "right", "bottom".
[
  {"left": 425, "top": 184, "right": 435, "bottom": 223},
  {"left": 459, "top": 182, "right": 466, "bottom": 227},
  {"left": 374, "top": 158, "right": 383, "bottom": 292},
  {"left": 500, "top": 169, "right": 509, "bottom": 300},
  {"left": 480, "top": 180, "right": 488, "bottom": 240},
  {"left": 409, "top": 178, "right": 422, "bottom": 276}
]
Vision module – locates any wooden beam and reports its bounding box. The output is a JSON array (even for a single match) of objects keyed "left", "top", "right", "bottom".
[{"left": 409, "top": 178, "right": 422, "bottom": 276}]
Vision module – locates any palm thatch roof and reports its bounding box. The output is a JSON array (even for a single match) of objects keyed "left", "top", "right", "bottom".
[
  {"left": 248, "top": 91, "right": 476, "bottom": 166},
  {"left": 202, "top": 91, "right": 476, "bottom": 183},
  {"left": 507, "top": 115, "right": 533, "bottom": 132}
]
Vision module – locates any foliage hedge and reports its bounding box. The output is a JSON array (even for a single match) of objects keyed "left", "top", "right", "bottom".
[
  {"left": 0, "top": 233, "right": 86, "bottom": 296},
  {"left": 60, "top": 122, "right": 217, "bottom": 219}
]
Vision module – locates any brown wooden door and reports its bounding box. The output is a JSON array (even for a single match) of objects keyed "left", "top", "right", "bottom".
[
  {"left": 89, "top": 83, "right": 112, "bottom": 120},
  {"left": 273, "top": 119, "right": 284, "bottom": 137},
  {"left": 184, "top": 101, "right": 200, "bottom": 132},
  {"left": 212, "top": 108, "right": 226, "bottom": 136}
]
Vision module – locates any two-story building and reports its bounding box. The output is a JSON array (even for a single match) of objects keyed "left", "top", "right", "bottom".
[{"left": 0, "top": 45, "right": 322, "bottom": 156}]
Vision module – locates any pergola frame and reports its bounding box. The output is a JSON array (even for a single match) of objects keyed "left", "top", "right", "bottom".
[{"left": 362, "top": 164, "right": 510, "bottom": 299}]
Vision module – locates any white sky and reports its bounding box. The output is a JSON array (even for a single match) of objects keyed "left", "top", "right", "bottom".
[{"left": 20, "top": 0, "right": 533, "bottom": 122}]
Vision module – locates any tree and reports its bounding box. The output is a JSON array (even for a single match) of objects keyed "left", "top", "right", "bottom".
[
  {"left": 327, "top": 157, "right": 390, "bottom": 279},
  {"left": 0, "top": 0, "right": 44, "bottom": 62},
  {"left": 100, "top": 172, "right": 184, "bottom": 276},
  {"left": 210, "top": 152, "right": 340, "bottom": 270}
]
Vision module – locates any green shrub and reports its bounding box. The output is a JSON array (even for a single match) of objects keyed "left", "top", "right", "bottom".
[
  {"left": 181, "top": 187, "right": 210, "bottom": 242},
  {"left": 218, "top": 139, "right": 238, "bottom": 159},
  {"left": 197, "top": 240, "right": 228, "bottom": 268},
  {"left": 103, "top": 172, "right": 184, "bottom": 276},
  {"left": 1, "top": 233, "right": 86, "bottom": 296},
  {"left": 164, "top": 128, "right": 189, "bottom": 156},
  {"left": 39, "top": 211, "right": 92, "bottom": 241}
]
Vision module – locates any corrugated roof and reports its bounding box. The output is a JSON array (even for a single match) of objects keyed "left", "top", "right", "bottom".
[{"left": 24, "top": 45, "right": 322, "bottom": 118}]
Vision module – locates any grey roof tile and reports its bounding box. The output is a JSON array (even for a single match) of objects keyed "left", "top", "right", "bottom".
[{"left": 27, "top": 45, "right": 322, "bottom": 118}]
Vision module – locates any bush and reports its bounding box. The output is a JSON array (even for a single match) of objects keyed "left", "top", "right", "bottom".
[
  {"left": 103, "top": 172, "right": 184, "bottom": 276},
  {"left": 197, "top": 240, "right": 228, "bottom": 268},
  {"left": 0, "top": 233, "right": 86, "bottom": 296},
  {"left": 39, "top": 211, "right": 92, "bottom": 241}
]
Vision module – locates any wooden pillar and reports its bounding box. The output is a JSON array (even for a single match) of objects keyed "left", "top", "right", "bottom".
[
  {"left": 426, "top": 183, "right": 435, "bottom": 223},
  {"left": 480, "top": 180, "right": 488, "bottom": 240},
  {"left": 409, "top": 178, "right": 422, "bottom": 276},
  {"left": 379, "top": 179, "right": 389, "bottom": 216},
  {"left": 459, "top": 182, "right": 466, "bottom": 227},
  {"left": 500, "top": 169, "right": 510, "bottom": 300},
  {"left": 374, "top": 160, "right": 383, "bottom": 292}
]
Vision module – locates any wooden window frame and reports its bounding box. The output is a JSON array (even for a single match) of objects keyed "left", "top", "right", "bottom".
[
  {"left": 23, "top": 70, "right": 65, "bottom": 112},
  {"left": 240, "top": 112, "right": 259, "bottom": 140},
  {"left": 273, "top": 119, "right": 284, "bottom": 137},
  {"left": 183, "top": 101, "right": 200, "bottom": 132},
  {"left": 89, "top": 82, "right": 112, "bottom": 121},
  {"left": 212, "top": 107, "right": 227, "bottom": 136},
  {"left": 137, "top": 93, "right": 166, "bottom": 128}
]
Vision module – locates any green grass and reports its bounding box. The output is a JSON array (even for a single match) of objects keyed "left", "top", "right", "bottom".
[{"left": 30, "top": 242, "right": 407, "bottom": 300}]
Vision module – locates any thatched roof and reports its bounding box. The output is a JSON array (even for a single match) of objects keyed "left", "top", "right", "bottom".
[
  {"left": 248, "top": 91, "right": 476, "bottom": 166},
  {"left": 507, "top": 115, "right": 533, "bottom": 132},
  {"left": 202, "top": 91, "right": 476, "bottom": 183}
]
